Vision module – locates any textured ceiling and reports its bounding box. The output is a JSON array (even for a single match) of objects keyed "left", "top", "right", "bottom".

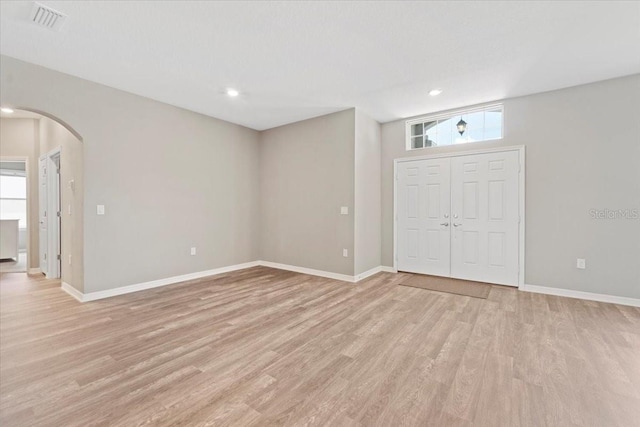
[{"left": 1, "top": 1, "right": 639, "bottom": 130}]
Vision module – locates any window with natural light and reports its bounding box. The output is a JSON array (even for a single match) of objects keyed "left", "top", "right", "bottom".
[
  {"left": 0, "top": 175, "right": 28, "bottom": 228},
  {"left": 406, "top": 104, "right": 503, "bottom": 150}
]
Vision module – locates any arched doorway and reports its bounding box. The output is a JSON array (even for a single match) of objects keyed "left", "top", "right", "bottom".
[{"left": 0, "top": 107, "right": 84, "bottom": 291}]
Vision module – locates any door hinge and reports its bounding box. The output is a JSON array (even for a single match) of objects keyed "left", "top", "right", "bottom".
[
  {"left": 57, "top": 211, "right": 61, "bottom": 217},
  {"left": 57, "top": 254, "right": 61, "bottom": 260}
]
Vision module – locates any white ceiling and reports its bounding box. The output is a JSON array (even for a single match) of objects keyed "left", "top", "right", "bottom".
[{"left": 1, "top": 1, "right": 639, "bottom": 130}]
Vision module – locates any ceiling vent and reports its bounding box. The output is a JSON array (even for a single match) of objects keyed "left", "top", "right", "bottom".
[{"left": 29, "top": 2, "right": 67, "bottom": 31}]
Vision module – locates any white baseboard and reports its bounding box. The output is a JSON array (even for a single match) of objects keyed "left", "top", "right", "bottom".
[
  {"left": 520, "top": 284, "right": 640, "bottom": 308},
  {"left": 61, "top": 281, "right": 83, "bottom": 302},
  {"left": 28, "top": 268, "right": 42, "bottom": 275},
  {"left": 61, "top": 260, "right": 638, "bottom": 308},
  {"left": 61, "top": 261, "right": 397, "bottom": 303},
  {"left": 258, "top": 261, "right": 356, "bottom": 283},
  {"left": 354, "top": 266, "right": 384, "bottom": 282},
  {"left": 63, "top": 261, "right": 260, "bottom": 303}
]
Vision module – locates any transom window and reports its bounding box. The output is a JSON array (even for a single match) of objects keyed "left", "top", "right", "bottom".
[{"left": 406, "top": 104, "right": 503, "bottom": 150}]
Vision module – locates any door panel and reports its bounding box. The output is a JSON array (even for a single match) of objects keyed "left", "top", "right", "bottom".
[
  {"left": 397, "top": 158, "right": 451, "bottom": 276},
  {"left": 450, "top": 151, "right": 519, "bottom": 286}
]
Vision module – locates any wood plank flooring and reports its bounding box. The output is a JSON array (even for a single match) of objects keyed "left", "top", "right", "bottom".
[{"left": 1, "top": 267, "right": 639, "bottom": 426}]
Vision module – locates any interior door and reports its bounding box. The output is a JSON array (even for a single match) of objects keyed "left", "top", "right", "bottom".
[
  {"left": 450, "top": 151, "right": 519, "bottom": 286},
  {"left": 38, "top": 156, "right": 48, "bottom": 276},
  {"left": 50, "top": 155, "right": 61, "bottom": 278},
  {"left": 397, "top": 158, "right": 451, "bottom": 276}
]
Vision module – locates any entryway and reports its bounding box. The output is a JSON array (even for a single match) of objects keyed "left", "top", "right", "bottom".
[
  {"left": 0, "top": 107, "right": 84, "bottom": 292},
  {"left": 0, "top": 160, "right": 28, "bottom": 273},
  {"left": 394, "top": 147, "right": 524, "bottom": 287}
]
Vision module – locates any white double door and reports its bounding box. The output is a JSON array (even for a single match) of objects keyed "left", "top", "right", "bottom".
[{"left": 397, "top": 150, "right": 520, "bottom": 286}]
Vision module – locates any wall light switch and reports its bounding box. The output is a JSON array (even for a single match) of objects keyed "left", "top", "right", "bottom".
[
  {"left": 191, "top": 247, "right": 197, "bottom": 256},
  {"left": 97, "top": 205, "right": 105, "bottom": 215},
  {"left": 343, "top": 249, "right": 348, "bottom": 257},
  {"left": 577, "top": 258, "right": 586, "bottom": 269},
  {"left": 68, "top": 255, "right": 72, "bottom": 265},
  {"left": 340, "top": 206, "right": 349, "bottom": 215}
]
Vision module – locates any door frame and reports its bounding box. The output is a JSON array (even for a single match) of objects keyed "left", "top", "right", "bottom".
[
  {"left": 40, "top": 147, "right": 62, "bottom": 279},
  {"left": 393, "top": 145, "right": 526, "bottom": 288},
  {"left": 0, "top": 156, "right": 30, "bottom": 271}
]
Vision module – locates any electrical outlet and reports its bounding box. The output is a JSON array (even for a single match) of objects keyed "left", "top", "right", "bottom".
[
  {"left": 340, "top": 206, "right": 349, "bottom": 215},
  {"left": 190, "top": 247, "right": 197, "bottom": 256},
  {"left": 577, "top": 258, "right": 586, "bottom": 269},
  {"left": 97, "top": 205, "right": 105, "bottom": 215},
  {"left": 343, "top": 249, "right": 348, "bottom": 257}
]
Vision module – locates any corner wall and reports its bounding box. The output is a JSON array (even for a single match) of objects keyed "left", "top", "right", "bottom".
[
  {"left": 354, "top": 109, "right": 381, "bottom": 276},
  {"left": 259, "top": 109, "right": 356, "bottom": 276},
  {"left": 1, "top": 55, "right": 261, "bottom": 293}
]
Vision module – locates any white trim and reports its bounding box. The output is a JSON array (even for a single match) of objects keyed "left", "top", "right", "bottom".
[
  {"left": 393, "top": 145, "right": 525, "bottom": 287},
  {"left": 39, "top": 148, "right": 62, "bottom": 279},
  {"left": 62, "top": 261, "right": 260, "bottom": 302},
  {"left": 518, "top": 147, "right": 526, "bottom": 287},
  {"left": 406, "top": 103, "right": 504, "bottom": 125},
  {"left": 28, "top": 267, "right": 42, "bottom": 275},
  {"left": 61, "top": 281, "right": 83, "bottom": 302},
  {"left": 0, "top": 156, "right": 31, "bottom": 271},
  {"left": 395, "top": 145, "right": 525, "bottom": 164},
  {"left": 354, "top": 266, "right": 383, "bottom": 281},
  {"left": 59, "top": 261, "right": 399, "bottom": 302},
  {"left": 58, "top": 261, "right": 639, "bottom": 308},
  {"left": 520, "top": 284, "right": 640, "bottom": 308},
  {"left": 405, "top": 104, "right": 504, "bottom": 151},
  {"left": 258, "top": 261, "right": 356, "bottom": 283}
]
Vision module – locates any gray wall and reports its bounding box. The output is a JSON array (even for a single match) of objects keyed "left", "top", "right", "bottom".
[
  {"left": 354, "top": 109, "right": 381, "bottom": 276},
  {"left": 381, "top": 75, "right": 640, "bottom": 299},
  {"left": 260, "top": 109, "right": 356, "bottom": 276},
  {"left": 3, "top": 55, "right": 638, "bottom": 300},
  {"left": 1, "top": 56, "right": 261, "bottom": 293},
  {"left": 0, "top": 118, "right": 39, "bottom": 269},
  {"left": 39, "top": 116, "right": 85, "bottom": 291}
]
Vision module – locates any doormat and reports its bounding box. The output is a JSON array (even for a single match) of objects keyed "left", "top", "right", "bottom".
[{"left": 399, "top": 274, "right": 491, "bottom": 299}]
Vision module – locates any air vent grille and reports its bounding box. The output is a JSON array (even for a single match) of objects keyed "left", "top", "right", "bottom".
[{"left": 29, "top": 2, "right": 67, "bottom": 31}]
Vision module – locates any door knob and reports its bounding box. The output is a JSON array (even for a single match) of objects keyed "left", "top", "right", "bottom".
[
  {"left": 444, "top": 214, "right": 449, "bottom": 218},
  {"left": 440, "top": 222, "right": 449, "bottom": 227},
  {"left": 453, "top": 223, "right": 462, "bottom": 227}
]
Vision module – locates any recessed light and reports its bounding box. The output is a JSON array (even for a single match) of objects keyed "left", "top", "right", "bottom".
[
  {"left": 226, "top": 88, "right": 239, "bottom": 97},
  {"left": 428, "top": 89, "right": 443, "bottom": 97},
  {"left": 1, "top": 107, "right": 14, "bottom": 113}
]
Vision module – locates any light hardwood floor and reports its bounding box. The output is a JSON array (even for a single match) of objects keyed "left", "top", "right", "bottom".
[{"left": 1, "top": 267, "right": 639, "bottom": 426}]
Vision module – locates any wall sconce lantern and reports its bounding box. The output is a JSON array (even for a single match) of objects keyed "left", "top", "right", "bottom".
[{"left": 456, "top": 118, "right": 467, "bottom": 135}]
